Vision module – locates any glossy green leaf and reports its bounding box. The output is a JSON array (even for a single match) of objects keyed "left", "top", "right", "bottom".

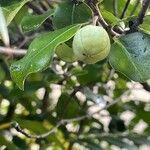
[
  {"left": 2, "top": 0, "right": 30, "bottom": 25},
  {"left": 10, "top": 24, "right": 81, "bottom": 90},
  {"left": 14, "top": 6, "right": 28, "bottom": 25},
  {"left": 53, "top": 1, "right": 92, "bottom": 29},
  {"left": 139, "top": 16, "right": 150, "bottom": 35},
  {"left": 109, "top": 32, "right": 150, "bottom": 82},
  {"left": 21, "top": 9, "right": 54, "bottom": 32}
]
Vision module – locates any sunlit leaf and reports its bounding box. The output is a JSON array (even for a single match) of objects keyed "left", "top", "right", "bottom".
[
  {"left": 2, "top": 0, "right": 30, "bottom": 25},
  {"left": 10, "top": 24, "right": 81, "bottom": 90},
  {"left": 0, "top": 7, "right": 9, "bottom": 46}
]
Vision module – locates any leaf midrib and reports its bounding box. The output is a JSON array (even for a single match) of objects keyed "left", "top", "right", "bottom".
[{"left": 21, "top": 25, "right": 79, "bottom": 77}]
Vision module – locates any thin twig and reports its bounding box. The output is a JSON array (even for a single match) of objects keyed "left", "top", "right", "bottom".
[
  {"left": 39, "top": 1, "right": 49, "bottom": 11},
  {"left": 120, "top": 0, "right": 131, "bottom": 19},
  {"left": 92, "top": 15, "right": 99, "bottom": 25},
  {"left": 27, "top": 2, "right": 43, "bottom": 15},
  {"left": 11, "top": 98, "right": 120, "bottom": 139},
  {"left": 136, "top": 0, "right": 150, "bottom": 25},
  {"left": 95, "top": 3, "right": 109, "bottom": 29},
  {"left": 87, "top": 1, "right": 121, "bottom": 36},
  {"left": 0, "top": 46, "right": 26, "bottom": 56},
  {"left": 129, "top": 0, "right": 150, "bottom": 32}
]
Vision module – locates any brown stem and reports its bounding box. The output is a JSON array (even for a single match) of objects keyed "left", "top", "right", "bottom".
[
  {"left": 87, "top": 1, "right": 121, "bottom": 36},
  {"left": 0, "top": 46, "right": 26, "bottom": 56}
]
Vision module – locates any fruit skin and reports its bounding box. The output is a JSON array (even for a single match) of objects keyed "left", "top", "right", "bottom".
[{"left": 72, "top": 25, "right": 110, "bottom": 64}]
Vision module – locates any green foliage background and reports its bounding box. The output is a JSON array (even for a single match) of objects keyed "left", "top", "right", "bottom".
[{"left": 0, "top": 0, "right": 150, "bottom": 149}]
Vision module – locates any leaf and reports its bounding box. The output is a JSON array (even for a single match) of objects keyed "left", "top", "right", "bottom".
[
  {"left": 14, "top": 6, "right": 28, "bottom": 25},
  {"left": 102, "top": 136, "right": 137, "bottom": 150},
  {"left": 13, "top": 136, "right": 28, "bottom": 149},
  {"left": 127, "top": 135, "right": 150, "bottom": 146},
  {"left": 15, "top": 119, "right": 48, "bottom": 134},
  {"left": 109, "top": 32, "right": 150, "bottom": 82},
  {"left": 77, "top": 139, "right": 103, "bottom": 150},
  {"left": 2, "top": 0, "right": 30, "bottom": 25},
  {"left": 0, "top": 136, "right": 17, "bottom": 150},
  {"left": 0, "top": 7, "right": 9, "bottom": 46},
  {"left": 139, "top": 16, "right": 150, "bottom": 35},
  {"left": 56, "top": 93, "right": 81, "bottom": 119},
  {"left": 102, "top": 0, "right": 141, "bottom": 17},
  {"left": 21, "top": 9, "right": 54, "bottom": 32},
  {"left": 55, "top": 43, "right": 77, "bottom": 63},
  {"left": 10, "top": 24, "right": 81, "bottom": 90},
  {"left": 71, "top": 66, "right": 87, "bottom": 76},
  {"left": 0, "top": 65, "right": 6, "bottom": 83},
  {"left": 101, "top": 10, "right": 120, "bottom": 25},
  {"left": 53, "top": 1, "right": 92, "bottom": 29},
  {"left": 76, "top": 64, "right": 105, "bottom": 85}
]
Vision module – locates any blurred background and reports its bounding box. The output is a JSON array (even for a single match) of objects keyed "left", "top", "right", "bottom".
[{"left": 0, "top": 0, "right": 150, "bottom": 149}]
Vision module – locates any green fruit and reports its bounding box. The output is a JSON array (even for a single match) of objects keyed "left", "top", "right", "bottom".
[
  {"left": 55, "top": 43, "right": 77, "bottom": 63},
  {"left": 72, "top": 25, "right": 110, "bottom": 64}
]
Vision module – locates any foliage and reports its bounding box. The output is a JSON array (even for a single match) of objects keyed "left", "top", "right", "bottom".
[{"left": 0, "top": 0, "right": 150, "bottom": 149}]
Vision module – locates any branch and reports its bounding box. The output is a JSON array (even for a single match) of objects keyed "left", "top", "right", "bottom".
[
  {"left": 136, "top": 0, "right": 150, "bottom": 25},
  {"left": 129, "top": 0, "right": 150, "bottom": 31},
  {"left": 120, "top": 0, "right": 131, "bottom": 19},
  {"left": 87, "top": 1, "right": 121, "bottom": 37},
  {"left": 0, "top": 46, "right": 26, "bottom": 56},
  {"left": 27, "top": 2, "right": 43, "bottom": 15},
  {"left": 11, "top": 98, "right": 120, "bottom": 139}
]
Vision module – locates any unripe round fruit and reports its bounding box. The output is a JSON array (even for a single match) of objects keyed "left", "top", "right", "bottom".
[{"left": 72, "top": 25, "right": 111, "bottom": 64}]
